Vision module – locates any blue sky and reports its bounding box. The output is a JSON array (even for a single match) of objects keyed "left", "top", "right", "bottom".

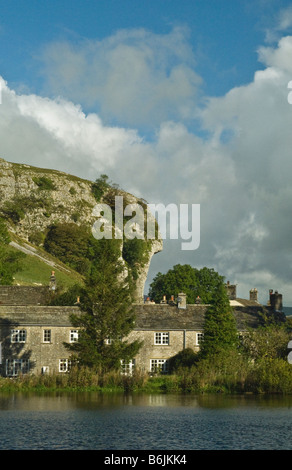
[
  {"left": 1, "top": 0, "right": 292, "bottom": 304},
  {"left": 0, "top": 1, "right": 277, "bottom": 97}
]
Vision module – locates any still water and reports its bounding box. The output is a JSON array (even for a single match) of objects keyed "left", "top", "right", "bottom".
[{"left": 0, "top": 392, "right": 292, "bottom": 450}]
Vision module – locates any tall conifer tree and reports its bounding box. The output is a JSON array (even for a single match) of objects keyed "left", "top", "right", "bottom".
[
  {"left": 65, "top": 238, "right": 142, "bottom": 373},
  {"left": 199, "top": 283, "right": 239, "bottom": 358}
]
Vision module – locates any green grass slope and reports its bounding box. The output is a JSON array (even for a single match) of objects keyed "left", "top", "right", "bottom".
[{"left": 9, "top": 234, "right": 84, "bottom": 291}]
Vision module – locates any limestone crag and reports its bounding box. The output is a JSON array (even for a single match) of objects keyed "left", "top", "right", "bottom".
[
  {"left": 0, "top": 158, "right": 96, "bottom": 236},
  {"left": 0, "top": 158, "right": 163, "bottom": 301}
]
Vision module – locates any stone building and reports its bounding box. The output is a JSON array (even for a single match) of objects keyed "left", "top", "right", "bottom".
[{"left": 0, "top": 275, "right": 285, "bottom": 377}]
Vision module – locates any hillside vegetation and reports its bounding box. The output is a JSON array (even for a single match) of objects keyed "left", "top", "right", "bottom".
[{"left": 0, "top": 158, "right": 162, "bottom": 299}]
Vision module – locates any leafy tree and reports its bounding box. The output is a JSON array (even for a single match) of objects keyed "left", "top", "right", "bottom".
[
  {"left": 148, "top": 264, "right": 224, "bottom": 304},
  {"left": 91, "top": 174, "right": 110, "bottom": 202},
  {"left": 44, "top": 223, "right": 91, "bottom": 275},
  {"left": 240, "top": 324, "right": 290, "bottom": 361},
  {"left": 199, "top": 283, "right": 239, "bottom": 359},
  {"left": 65, "top": 238, "right": 142, "bottom": 373},
  {"left": 122, "top": 238, "right": 152, "bottom": 281}
]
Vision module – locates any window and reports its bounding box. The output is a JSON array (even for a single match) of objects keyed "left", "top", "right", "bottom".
[
  {"left": 196, "top": 333, "right": 204, "bottom": 345},
  {"left": 70, "top": 330, "right": 78, "bottom": 343},
  {"left": 6, "top": 359, "right": 29, "bottom": 376},
  {"left": 11, "top": 329, "right": 26, "bottom": 343},
  {"left": 59, "top": 359, "right": 71, "bottom": 372},
  {"left": 154, "top": 332, "right": 169, "bottom": 345},
  {"left": 150, "top": 359, "right": 169, "bottom": 374},
  {"left": 121, "top": 359, "right": 135, "bottom": 375},
  {"left": 105, "top": 338, "right": 112, "bottom": 345},
  {"left": 43, "top": 329, "right": 51, "bottom": 343}
]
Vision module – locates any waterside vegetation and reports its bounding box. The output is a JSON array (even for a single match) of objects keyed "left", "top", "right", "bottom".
[{"left": 1, "top": 348, "right": 292, "bottom": 395}]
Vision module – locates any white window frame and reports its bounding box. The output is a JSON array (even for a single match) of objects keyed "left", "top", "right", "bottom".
[
  {"left": 196, "top": 332, "right": 204, "bottom": 345},
  {"left": 43, "top": 329, "right": 51, "bottom": 343},
  {"left": 150, "top": 359, "right": 169, "bottom": 374},
  {"left": 59, "top": 359, "right": 71, "bottom": 372},
  {"left": 154, "top": 332, "right": 169, "bottom": 345},
  {"left": 70, "top": 330, "right": 78, "bottom": 343},
  {"left": 11, "top": 329, "right": 26, "bottom": 343},
  {"left": 6, "top": 359, "right": 30, "bottom": 376},
  {"left": 121, "top": 359, "right": 135, "bottom": 375}
]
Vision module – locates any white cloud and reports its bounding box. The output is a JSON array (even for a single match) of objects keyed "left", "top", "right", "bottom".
[
  {"left": 39, "top": 26, "right": 202, "bottom": 128},
  {"left": 265, "top": 5, "right": 292, "bottom": 43},
  {"left": 1, "top": 32, "right": 292, "bottom": 304}
]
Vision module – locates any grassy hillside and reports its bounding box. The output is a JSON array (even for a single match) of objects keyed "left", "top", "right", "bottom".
[{"left": 9, "top": 233, "right": 84, "bottom": 291}]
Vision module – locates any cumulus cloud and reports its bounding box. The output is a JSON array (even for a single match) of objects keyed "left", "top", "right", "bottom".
[
  {"left": 39, "top": 26, "right": 202, "bottom": 128},
  {"left": 1, "top": 31, "right": 292, "bottom": 304},
  {"left": 0, "top": 76, "right": 145, "bottom": 179}
]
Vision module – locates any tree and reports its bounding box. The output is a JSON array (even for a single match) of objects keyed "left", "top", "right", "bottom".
[
  {"left": 148, "top": 264, "right": 224, "bottom": 304},
  {"left": 199, "top": 283, "right": 239, "bottom": 359},
  {"left": 65, "top": 238, "right": 142, "bottom": 373},
  {"left": 44, "top": 223, "right": 91, "bottom": 275},
  {"left": 91, "top": 174, "right": 110, "bottom": 202},
  {"left": 0, "top": 218, "right": 24, "bottom": 284},
  {"left": 240, "top": 323, "right": 290, "bottom": 361}
]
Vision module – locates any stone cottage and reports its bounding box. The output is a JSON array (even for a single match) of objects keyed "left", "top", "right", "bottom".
[{"left": 0, "top": 275, "right": 285, "bottom": 376}]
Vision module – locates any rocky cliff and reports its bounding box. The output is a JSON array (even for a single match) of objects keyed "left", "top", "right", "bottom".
[{"left": 0, "top": 158, "right": 163, "bottom": 302}]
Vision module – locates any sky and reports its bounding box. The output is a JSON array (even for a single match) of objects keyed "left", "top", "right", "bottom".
[{"left": 1, "top": 0, "right": 292, "bottom": 305}]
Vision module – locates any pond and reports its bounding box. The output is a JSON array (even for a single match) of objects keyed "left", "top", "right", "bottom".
[{"left": 0, "top": 392, "right": 291, "bottom": 451}]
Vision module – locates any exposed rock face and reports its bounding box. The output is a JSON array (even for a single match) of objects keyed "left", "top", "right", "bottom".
[{"left": 0, "top": 158, "right": 163, "bottom": 301}]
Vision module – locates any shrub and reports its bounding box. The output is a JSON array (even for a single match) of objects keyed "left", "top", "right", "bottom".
[
  {"left": 28, "top": 231, "right": 45, "bottom": 246},
  {"left": 32, "top": 176, "right": 56, "bottom": 191},
  {"left": 245, "top": 358, "right": 292, "bottom": 394},
  {"left": 168, "top": 348, "right": 198, "bottom": 373},
  {"left": 91, "top": 174, "right": 110, "bottom": 202},
  {"left": 1, "top": 200, "right": 25, "bottom": 223}
]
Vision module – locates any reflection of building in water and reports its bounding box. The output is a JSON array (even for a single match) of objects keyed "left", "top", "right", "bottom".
[{"left": 0, "top": 275, "right": 286, "bottom": 377}]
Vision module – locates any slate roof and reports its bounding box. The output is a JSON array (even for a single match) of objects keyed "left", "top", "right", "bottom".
[
  {"left": 0, "top": 305, "right": 80, "bottom": 326},
  {"left": 0, "top": 300, "right": 285, "bottom": 332},
  {"left": 133, "top": 302, "right": 285, "bottom": 332}
]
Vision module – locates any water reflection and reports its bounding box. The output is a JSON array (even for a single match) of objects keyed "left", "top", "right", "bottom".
[
  {"left": 1, "top": 391, "right": 292, "bottom": 412},
  {"left": 0, "top": 392, "right": 292, "bottom": 449}
]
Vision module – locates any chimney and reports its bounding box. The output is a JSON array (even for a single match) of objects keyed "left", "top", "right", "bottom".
[
  {"left": 160, "top": 295, "right": 167, "bottom": 304},
  {"left": 177, "top": 293, "right": 186, "bottom": 309},
  {"left": 49, "top": 271, "right": 56, "bottom": 291},
  {"left": 249, "top": 288, "right": 258, "bottom": 303},
  {"left": 225, "top": 281, "right": 237, "bottom": 300},
  {"left": 269, "top": 290, "right": 283, "bottom": 311},
  {"left": 169, "top": 295, "right": 176, "bottom": 305}
]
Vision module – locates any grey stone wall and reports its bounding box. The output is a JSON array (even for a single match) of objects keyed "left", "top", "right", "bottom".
[{"left": 0, "top": 305, "right": 80, "bottom": 376}]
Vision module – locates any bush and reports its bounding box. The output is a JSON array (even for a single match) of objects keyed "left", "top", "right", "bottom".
[
  {"left": 32, "top": 176, "right": 56, "bottom": 191},
  {"left": 245, "top": 358, "right": 292, "bottom": 394},
  {"left": 91, "top": 175, "right": 110, "bottom": 202},
  {"left": 28, "top": 231, "right": 45, "bottom": 246},
  {"left": 1, "top": 200, "right": 25, "bottom": 223},
  {"left": 168, "top": 348, "right": 198, "bottom": 373}
]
